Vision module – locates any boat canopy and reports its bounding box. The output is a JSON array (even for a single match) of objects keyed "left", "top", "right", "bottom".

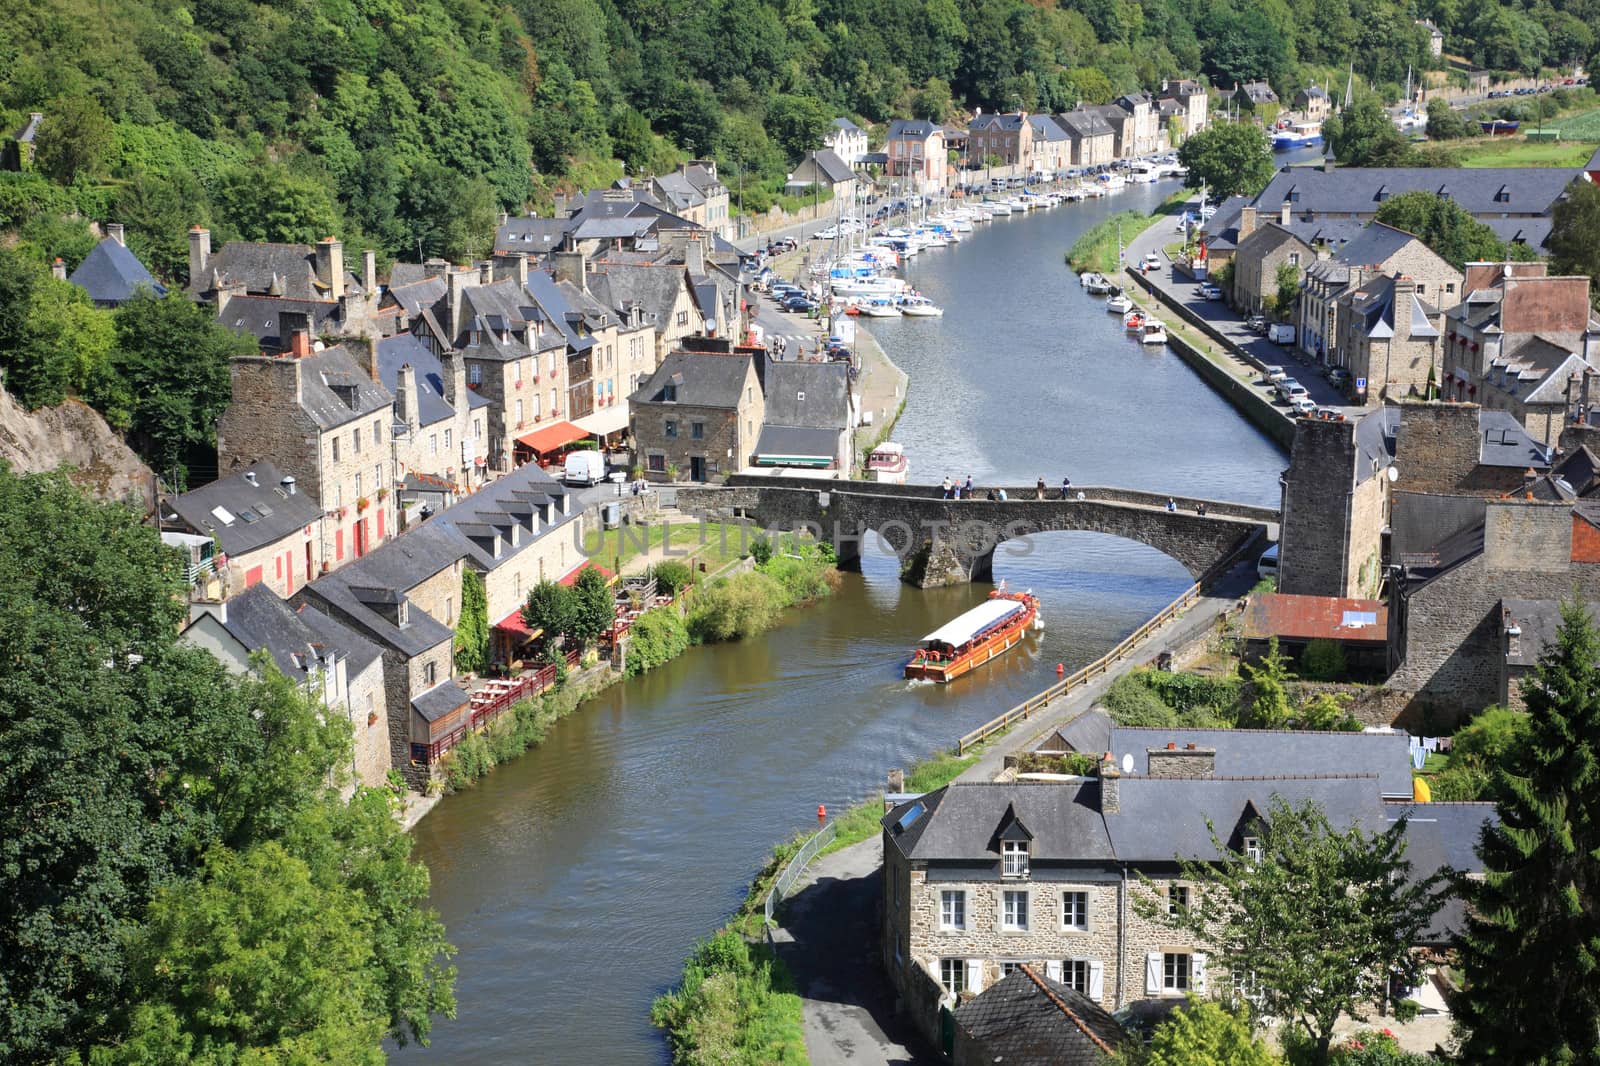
[{"left": 920, "top": 598, "right": 1026, "bottom": 647}]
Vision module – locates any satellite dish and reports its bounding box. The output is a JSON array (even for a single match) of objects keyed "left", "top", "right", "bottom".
[
  {"left": 1121, "top": 753, "right": 1135, "bottom": 774},
  {"left": 1387, "top": 466, "right": 1400, "bottom": 483}
]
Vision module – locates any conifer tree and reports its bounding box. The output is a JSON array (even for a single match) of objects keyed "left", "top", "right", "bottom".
[{"left": 1454, "top": 600, "right": 1600, "bottom": 1064}]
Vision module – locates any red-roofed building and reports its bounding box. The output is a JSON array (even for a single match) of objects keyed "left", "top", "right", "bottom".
[{"left": 1242, "top": 592, "right": 1389, "bottom": 675}]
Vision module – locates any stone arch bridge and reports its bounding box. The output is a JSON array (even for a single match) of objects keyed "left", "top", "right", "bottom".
[{"left": 674, "top": 476, "right": 1280, "bottom": 587}]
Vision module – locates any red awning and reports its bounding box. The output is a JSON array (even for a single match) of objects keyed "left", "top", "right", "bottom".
[
  {"left": 493, "top": 606, "right": 541, "bottom": 638},
  {"left": 515, "top": 420, "right": 588, "bottom": 455},
  {"left": 559, "top": 562, "right": 616, "bottom": 586}
]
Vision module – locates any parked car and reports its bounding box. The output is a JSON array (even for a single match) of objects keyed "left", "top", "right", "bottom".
[
  {"left": 781, "top": 294, "right": 818, "bottom": 313},
  {"left": 1257, "top": 543, "right": 1280, "bottom": 581},
  {"left": 1313, "top": 406, "right": 1346, "bottom": 421},
  {"left": 1291, "top": 396, "right": 1318, "bottom": 416},
  {"left": 1275, "top": 378, "right": 1304, "bottom": 400},
  {"left": 1326, "top": 366, "right": 1352, "bottom": 387},
  {"left": 1142, "top": 253, "right": 1162, "bottom": 270},
  {"left": 1245, "top": 315, "right": 1268, "bottom": 333},
  {"left": 1267, "top": 323, "right": 1296, "bottom": 345},
  {"left": 1261, "top": 365, "right": 1288, "bottom": 383},
  {"left": 1199, "top": 283, "right": 1223, "bottom": 300}
]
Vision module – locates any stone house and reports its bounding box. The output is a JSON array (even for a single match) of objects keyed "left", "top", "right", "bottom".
[
  {"left": 162, "top": 460, "right": 326, "bottom": 599},
  {"left": 1336, "top": 274, "right": 1446, "bottom": 404},
  {"left": 193, "top": 228, "right": 381, "bottom": 343},
  {"left": 885, "top": 119, "right": 947, "bottom": 192},
  {"left": 1498, "top": 598, "right": 1600, "bottom": 707},
  {"left": 1110, "top": 93, "right": 1161, "bottom": 157},
  {"left": 649, "top": 161, "right": 732, "bottom": 242},
  {"left": 3, "top": 112, "right": 42, "bottom": 171},
  {"left": 784, "top": 149, "right": 858, "bottom": 208},
  {"left": 586, "top": 258, "right": 706, "bottom": 370},
  {"left": 1025, "top": 115, "right": 1071, "bottom": 177},
  {"left": 68, "top": 225, "right": 165, "bottom": 308},
  {"left": 1156, "top": 79, "right": 1209, "bottom": 138},
  {"left": 1231, "top": 220, "right": 1315, "bottom": 315},
  {"left": 825, "top": 117, "right": 869, "bottom": 167},
  {"left": 1277, "top": 412, "right": 1392, "bottom": 598},
  {"left": 1297, "top": 222, "right": 1461, "bottom": 364},
  {"left": 968, "top": 112, "right": 1033, "bottom": 168},
  {"left": 1418, "top": 19, "right": 1444, "bottom": 57},
  {"left": 750, "top": 360, "right": 855, "bottom": 473},
  {"left": 629, "top": 348, "right": 764, "bottom": 481},
  {"left": 951, "top": 965, "right": 1125, "bottom": 1066},
  {"left": 1235, "top": 81, "right": 1279, "bottom": 112},
  {"left": 377, "top": 333, "right": 490, "bottom": 507},
  {"left": 880, "top": 726, "right": 1467, "bottom": 1049},
  {"left": 217, "top": 321, "right": 399, "bottom": 572},
  {"left": 1441, "top": 263, "right": 1600, "bottom": 449},
  {"left": 548, "top": 251, "right": 653, "bottom": 445},
  {"left": 181, "top": 584, "right": 391, "bottom": 792},
  {"left": 1053, "top": 110, "right": 1116, "bottom": 168},
  {"left": 1293, "top": 84, "right": 1332, "bottom": 122}
]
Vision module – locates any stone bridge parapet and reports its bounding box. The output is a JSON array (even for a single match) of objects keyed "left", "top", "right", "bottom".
[{"left": 675, "top": 478, "right": 1277, "bottom": 587}]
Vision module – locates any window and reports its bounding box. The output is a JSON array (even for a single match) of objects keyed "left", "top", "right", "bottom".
[
  {"left": 353, "top": 428, "right": 361, "bottom": 454},
  {"left": 1168, "top": 885, "right": 1190, "bottom": 916},
  {"left": 691, "top": 421, "right": 705, "bottom": 440},
  {"left": 469, "top": 363, "right": 482, "bottom": 385},
  {"left": 1002, "top": 840, "right": 1030, "bottom": 878},
  {"left": 474, "top": 418, "right": 481, "bottom": 440},
  {"left": 513, "top": 360, "right": 522, "bottom": 383},
  {"left": 445, "top": 429, "right": 452, "bottom": 449},
  {"left": 422, "top": 660, "right": 436, "bottom": 686},
  {"left": 1062, "top": 958, "right": 1091, "bottom": 994},
  {"left": 676, "top": 310, "right": 689, "bottom": 326},
  {"left": 1002, "top": 890, "right": 1029, "bottom": 931},
  {"left": 1062, "top": 890, "right": 1089, "bottom": 931},
  {"left": 375, "top": 464, "right": 381, "bottom": 490},
  {"left": 355, "top": 472, "right": 362, "bottom": 497},
  {"left": 1244, "top": 837, "right": 1264, "bottom": 862},
  {"left": 939, "top": 959, "right": 966, "bottom": 996},
  {"left": 430, "top": 434, "right": 438, "bottom": 456},
  {"left": 373, "top": 421, "right": 382, "bottom": 446},
  {"left": 445, "top": 596, "right": 453, "bottom": 624},
  {"left": 1445, "top": 282, "right": 1456, "bottom": 295},
  {"left": 332, "top": 437, "right": 340, "bottom": 462},
  {"left": 940, "top": 890, "right": 967, "bottom": 931},
  {"left": 647, "top": 453, "right": 666, "bottom": 472},
  {"left": 664, "top": 419, "right": 678, "bottom": 438},
  {"left": 1163, "top": 952, "right": 1191, "bottom": 992},
  {"left": 516, "top": 399, "right": 524, "bottom": 426},
  {"left": 999, "top": 960, "right": 1025, "bottom": 978}
]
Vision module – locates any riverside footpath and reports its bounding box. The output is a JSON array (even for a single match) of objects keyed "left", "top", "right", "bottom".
[{"left": 770, "top": 554, "right": 1261, "bottom": 1066}]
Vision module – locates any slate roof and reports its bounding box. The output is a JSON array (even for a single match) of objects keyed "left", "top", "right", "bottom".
[
  {"left": 199, "top": 583, "right": 381, "bottom": 680},
  {"left": 376, "top": 333, "right": 486, "bottom": 433},
  {"left": 1485, "top": 336, "right": 1591, "bottom": 405},
  {"left": 832, "top": 117, "right": 862, "bottom": 132},
  {"left": 1394, "top": 802, "right": 1496, "bottom": 941},
  {"left": 455, "top": 280, "right": 541, "bottom": 359},
  {"left": 753, "top": 425, "right": 839, "bottom": 459},
  {"left": 1238, "top": 81, "right": 1278, "bottom": 103},
  {"left": 68, "top": 238, "right": 166, "bottom": 304},
  {"left": 1477, "top": 408, "right": 1552, "bottom": 466},
  {"left": 296, "top": 345, "right": 394, "bottom": 429},
  {"left": 1330, "top": 221, "right": 1424, "bottom": 269},
  {"left": 653, "top": 171, "right": 708, "bottom": 212},
  {"left": 496, "top": 216, "right": 572, "bottom": 254},
  {"left": 1354, "top": 406, "right": 1400, "bottom": 484},
  {"left": 204, "top": 242, "right": 350, "bottom": 301},
  {"left": 1500, "top": 597, "right": 1598, "bottom": 667},
  {"left": 165, "top": 460, "right": 323, "bottom": 557},
  {"left": 384, "top": 276, "right": 448, "bottom": 317},
  {"left": 588, "top": 261, "right": 691, "bottom": 328},
  {"left": 953, "top": 965, "right": 1124, "bottom": 1065},
  {"left": 883, "top": 782, "right": 1114, "bottom": 862},
  {"left": 421, "top": 451, "right": 581, "bottom": 573},
  {"left": 525, "top": 269, "right": 597, "bottom": 354},
  {"left": 800, "top": 148, "right": 855, "bottom": 185},
  {"left": 1027, "top": 114, "right": 1069, "bottom": 142},
  {"left": 1391, "top": 490, "right": 1488, "bottom": 580},
  {"left": 14, "top": 112, "right": 42, "bottom": 143},
  {"left": 763, "top": 360, "right": 849, "bottom": 429},
  {"left": 1055, "top": 109, "right": 1116, "bottom": 139},
  {"left": 970, "top": 112, "right": 1026, "bottom": 132},
  {"left": 1346, "top": 275, "right": 1441, "bottom": 341},
  {"left": 632, "top": 350, "right": 752, "bottom": 408},
  {"left": 412, "top": 679, "right": 471, "bottom": 722},
  {"left": 887, "top": 119, "right": 941, "bottom": 140},
  {"left": 298, "top": 524, "right": 463, "bottom": 656},
  {"left": 1109, "top": 725, "right": 1414, "bottom": 797},
  {"left": 1050, "top": 709, "right": 1114, "bottom": 755},
  {"left": 215, "top": 296, "right": 346, "bottom": 347}
]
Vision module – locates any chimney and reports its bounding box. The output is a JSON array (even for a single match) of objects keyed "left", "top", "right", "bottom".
[
  {"left": 684, "top": 235, "right": 706, "bottom": 278},
  {"left": 499, "top": 210, "right": 509, "bottom": 226},
  {"left": 1584, "top": 330, "right": 1599, "bottom": 365},
  {"left": 424, "top": 257, "right": 450, "bottom": 279},
  {"left": 189, "top": 599, "right": 227, "bottom": 626},
  {"left": 188, "top": 226, "right": 211, "bottom": 289},
  {"left": 314, "top": 237, "right": 345, "bottom": 300},
  {"left": 397, "top": 363, "right": 419, "bottom": 433},
  {"left": 279, "top": 310, "right": 313, "bottom": 357},
  {"left": 244, "top": 468, "right": 258, "bottom": 487},
  {"left": 447, "top": 268, "right": 474, "bottom": 341},
  {"left": 551, "top": 249, "right": 586, "bottom": 290},
  {"left": 1098, "top": 752, "right": 1120, "bottom": 814},
  {"left": 51, "top": 258, "right": 66, "bottom": 280},
  {"left": 1279, "top": 200, "right": 1291, "bottom": 226},
  {"left": 1147, "top": 744, "right": 1216, "bottom": 778},
  {"left": 1239, "top": 205, "right": 1258, "bottom": 240},
  {"left": 106, "top": 223, "right": 125, "bottom": 246},
  {"left": 1392, "top": 275, "right": 1416, "bottom": 342},
  {"left": 363, "top": 250, "right": 377, "bottom": 296},
  {"left": 362, "top": 335, "right": 380, "bottom": 383},
  {"left": 282, "top": 474, "right": 297, "bottom": 496}
]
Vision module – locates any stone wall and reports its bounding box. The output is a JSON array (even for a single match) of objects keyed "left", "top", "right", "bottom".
[
  {"left": 1394, "top": 403, "right": 1484, "bottom": 494},
  {"left": 346, "top": 655, "right": 392, "bottom": 790},
  {"left": 634, "top": 394, "right": 760, "bottom": 483},
  {"left": 481, "top": 512, "right": 592, "bottom": 625},
  {"left": 406, "top": 558, "right": 465, "bottom": 631}
]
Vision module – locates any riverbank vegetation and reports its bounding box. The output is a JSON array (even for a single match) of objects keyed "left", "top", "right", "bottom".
[
  {"left": 0, "top": 465, "right": 455, "bottom": 1063},
  {"left": 1066, "top": 211, "right": 1155, "bottom": 275},
  {"left": 687, "top": 537, "right": 841, "bottom": 644},
  {"left": 440, "top": 678, "right": 605, "bottom": 792},
  {"left": 651, "top": 932, "right": 807, "bottom": 1066}
]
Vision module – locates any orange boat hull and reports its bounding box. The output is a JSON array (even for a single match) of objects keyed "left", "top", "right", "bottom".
[{"left": 904, "top": 600, "right": 1037, "bottom": 683}]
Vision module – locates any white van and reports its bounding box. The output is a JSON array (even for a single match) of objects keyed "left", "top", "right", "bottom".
[
  {"left": 563, "top": 449, "right": 606, "bottom": 486},
  {"left": 1268, "top": 323, "right": 1296, "bottom": 345},
  {"left": 1257, "top": 543, "right": 1280, "bottom": 581}
]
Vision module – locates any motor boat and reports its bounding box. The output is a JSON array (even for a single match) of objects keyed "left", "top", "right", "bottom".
[
  {"left": 858, "top": 297, "right": 902, "bottom": 317},
  {"left": 899, "top": 295, "right": 944, "bottom": 317},
  {"left": 1106, "top": 291, "right": 1133, "bottom": 314},
  {"left": 1084, "top": 274, "right": 1112, "bottom": 295},
  {"left": 867, "top": 441, "right": 908, "bottom": 484},
  {"left": 1140, "top": 319, "right": 1168, "bottom": 345}
]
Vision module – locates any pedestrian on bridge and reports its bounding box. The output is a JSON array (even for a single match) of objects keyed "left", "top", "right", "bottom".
[
  {"left": 1060, "top": 476, "right": 1072, "bottom": 499},
  {"left": 964, "top": 474, "right": 973, "bottom": 497},
  {"left": 1197, "top": 502, "right": 1207, "bottom": 516},
  {"left": 1036, "top": 476, "right": 1046, "bottom": 500},
  {"left": 1166, "top": 498, "right": 1178, "bottom": 512},
  {"left": 942, "top": 476, "right": 953, "bottom": 499}
]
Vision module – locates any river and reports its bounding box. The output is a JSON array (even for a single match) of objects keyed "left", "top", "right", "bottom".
[{"left": 395, "top": 177, "right": 1287, "bottom": 1064}]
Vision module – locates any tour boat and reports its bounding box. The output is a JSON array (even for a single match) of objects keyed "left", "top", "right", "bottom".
[
  {"left": 1106, "top": 291, "right": 1133, "bottom": 314},
  {"left": 867, "top": 441, "right": 909, "bottom": 484},
  {"left": 1079, "top": 271, "right": 1096, "bottom": 287},
  {"left": 1272, "top": 121, "right": 1323, "bottom": 150},
  {"left": 1140, "top": 319, "right": 1169, "bottom": 345},
  {"left": 899, "top": 295, "right": 944, "bottom": 317},
  {"left": 904, "top": 589, "right": 1041, "bottom": 683}
]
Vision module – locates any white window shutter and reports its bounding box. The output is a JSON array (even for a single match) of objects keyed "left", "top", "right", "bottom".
[
  {"left": 1089, "top": 960, "right": 1105, "bottom": 1000},
  {"left": 1046, "top": 960, "right": 1063, "bottom": 982},
  {"left": 1146, "top": 952, "right": 1162, "bottom": 994},
  {"left": 967, "top": 958, "right": 985, "bottom": 994},
  {"left": 1193, "top": 953, "right": 1208, "bottom": 994}
]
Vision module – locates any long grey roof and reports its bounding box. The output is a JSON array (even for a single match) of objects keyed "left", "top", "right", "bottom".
[
  {"left": 420, "top": 461, "right": 581, "bottom": 573},
  {"left": 832, "top": 117, "right": 862, "bottom": 132},
  {"left": 496, "top": 216, "right": 573, "bottom": 254},
  {"left": 68, "top": 238, "right": 166, "bottom": 304},
  {"left": 884, "top": 782, "right": 1115, "bottom": 862},
  {"left": 166, "top": 460, "right": 323, "bottom": 557},
  {"left": 753, "top": 425, "right": 839, "bottom": 459},
  {"left": 197, "top": 583, "right": 382, "bottom": 680},
  {"left": 763, "top": 360, "right": 849, "bottom": 430},
  {"left": 1329, "top": 222, "right": 1424, "bottom": 269},
  {"left": 1027, "top": 114, "right": 1069, "bottom": 142},
  {"left": 1250, "top": 167, "right": 1576, "bottom": 234},
  {"left": 632, "top": 350, "right": 752, "bottom": 408},
  {"left": 1110, "top": 725, "right": 1415, "bottom": 797},
  {"left": 807, "top": 148, "right": 855, "bottom": 185},
  {"left": 1055, "top": 109, "right": 1115, "bottom": 138},
  {"left": 376, "top": 333, "right": 486, "bottom": 433}
]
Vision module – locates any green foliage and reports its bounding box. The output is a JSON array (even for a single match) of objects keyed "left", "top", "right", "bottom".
[
  {"left": 1242, "top": 637, "right": 1295, "bottom": 729},
  {"left": 651, "top": 930, "right": 807, "bottom": 1066},
  {"left": 650, "top": 560, "right": 694, "bottom": 596},
  {"left": 454, "top": 569, "right": 489, "bottom": 674},
  {"left": 1454, "top": 601, "right": 1600, "bottom": 1064},
  {"left": 1140, "top": 670, "right": 1244, "bottom": 721},
  {"left": 749, "top": 535, "right": 774, "bottom": 565},
  {"left": 1143, "top": 797, "right": 1447, "bottom": 1066},
  {"left": 1104, "top": 671, "right": 1180, "bottom": 727},
  {"left": 1323, "top": 1028, "right": 1433, "bottom": 1065},
  {"left": 35, "top": 95, "right": 115, "bottom": 183},
  {"left": 759, "top": 541, "right": 841, "bottom": 604},
  {"left": 0, "top": 465, "right": 454, "bottom": 1063},
  {"left": 1425, "top": 98, "right": 1472, "bottom": 140},
  {"left": 522, "top": 578, "right": 577, "bottom": 645},
  {"left": 1295, "top": 691, "right": 1361, "bottom": 731},
  {"left": 569, "top": 564, "right": 617, "bottom": 649},
  {"left": 1067, "top": 210, "right": 1149, "bottom": 274},
  {"left": 1373, "top": 190, "right": 1513, "bottom": 270},
  {"left": 687, "top": 571, "right": 787, "bottom": 643},
  {"left": 1547, "top": 178, "right": 1600, "bottom": 310},
  {"left": 1139, "top": 995, "right": 1278, "bottom": 1066},
  {"left": 0, "top": 249, "right": 116, "bottom": 412},
  {"left": 1275, "top": 260, "right": 1301, "bottom": 313},
  {"left": 625, "top": 606, "right": 691, "bottom": 676},
  {"left": 1299, "top": 639, "right": 1348, "bottom": 682},
  {"left": 1326, "top": 99, "right": 1415, "bottom": 167},
  {"left": 1178, "top": 123, "right": 1275, "bottom": 201}
]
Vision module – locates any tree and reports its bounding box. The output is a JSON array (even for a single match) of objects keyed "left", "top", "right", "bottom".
[
  {"left": 569, "top": 563, "right": 616, "bottom": 649},
  {"left": 111, "top": 290, "right": 255, "bottom": 482},
  {"left": 1547, "top": 178, "right": 1600, "bottom": 311},
  {"left": 213, "top": 161, "right": 342, "bottom": 245},
  {"left": 1454, "top": 600, "right": 1600, "bottom": 1064},
  {"left": 1324, "top": 98, "right": 1413, "bottom": 167},
  {"left": 911, "top": 77, "right": 954, "bottom": 122},
  {"left": 766, "top": 93, "right": 832, "bottom": 163},
  {"left": 1142, "top": 797, "right": 1447, "bottom": 1066},
  {"left": 1138, "top": 996, "right": 1277, "bottom": 1066},
  {"left": 34, "top": 95, "right": 115, "bottom": 183},
  {"left": 1177, "top": 123, "right": 1275, "bottom": 201},
  {"left": 1374, "top": 190, "right": 1508, "bottom": 270},
  {"left": 1241, "top": 636, "right": 1293, "bottom": 728},
  {"left": 1275, "top": 260, "right": 1300, "bottom": 315},
  {"left": 454, "top": 569, "right": 489, "bottom": 674},
  {"left": 1424, "top": 97, "right": 1470, "bottom": 140},
  {"left": 522, "top": 578, "right": 576, "bottom": 646}
]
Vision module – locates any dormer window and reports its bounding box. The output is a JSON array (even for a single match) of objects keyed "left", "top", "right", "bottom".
[
  {"left": 397, "top": 601, "right": 409, "bottom": 628},
  {"left": 1002, "top": 840, "right": 1030, "bottom": 877},
  {"left": 1244, "top": 836, "right": 1264, "bottom": 862}
]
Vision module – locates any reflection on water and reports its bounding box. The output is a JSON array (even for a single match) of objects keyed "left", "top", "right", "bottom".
[{"left": 397, "top": 183, "right": 1289, "bottom": 1064}]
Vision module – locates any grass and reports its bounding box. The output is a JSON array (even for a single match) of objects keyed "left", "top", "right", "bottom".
[
  {"left": 1546, "top": 107, "right": 1600, "bottom": 139},
  {"left": 579, "top": 520, "right": 753, "bottom": 573},
  {"left": 1065, "top": 191, "right": 1189, "bottom": 274},
  {"left": 1452, "top": 137, "right": 1599, "bottom": 168}
]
